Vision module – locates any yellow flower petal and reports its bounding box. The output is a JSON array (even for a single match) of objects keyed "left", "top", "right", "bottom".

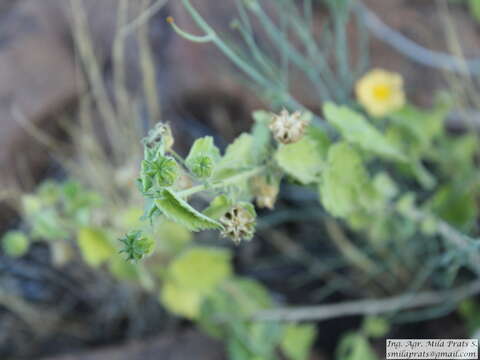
[{"left": 356, "top": 69, "right": 406, "bottom": 117}]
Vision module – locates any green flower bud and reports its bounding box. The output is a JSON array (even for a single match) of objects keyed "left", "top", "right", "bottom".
[
  {"left": 190, "top": 156, "right": 213, "bottom": 179},
  {"left": 119, "top": 231, "right": 155, "bottom": 261},
  {"left": 141, "top": 156, "right": 178, "bottom": 189}
]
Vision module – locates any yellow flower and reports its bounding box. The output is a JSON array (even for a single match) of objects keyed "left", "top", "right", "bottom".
[{"left": 355, "top": 69, "right": 405, "bottom": 117}]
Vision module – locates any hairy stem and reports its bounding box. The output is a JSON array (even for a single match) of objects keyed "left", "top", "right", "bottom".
[{"left": 178, "top": 166, "right": 264, "bottom": 198}]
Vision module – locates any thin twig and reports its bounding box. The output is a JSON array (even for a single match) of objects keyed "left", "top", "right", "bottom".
[
  {"left": 355, "top": 1, "right": 480, "bottom": 75},
  {"left": 255, "top": 279, "right": 480, "bottom": 322}
]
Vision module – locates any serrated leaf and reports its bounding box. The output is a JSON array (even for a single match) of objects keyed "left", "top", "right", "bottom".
[
  {"left": 203, "top": 195, "right": 233, "bottom": 219},
  {"left": 275, "top": 136, "right": 325, "bottom": 184},
  {"left": 281, "top": 324, "right": 317, "bottom": 360},
  {"left": 77, "top": 227, "right": 115, "bottom": 267},
  {"left": 169, "top": 247, "right": 232, "bottom": 294},
  {"left": 154, "top": 189, "right": 222, "bottom": 231},
  {"left": 323, "top": 102, "right": 405, "bottom": 161},
  {"left": 319, "top": 143, "right": 377, "bottom": 217}
]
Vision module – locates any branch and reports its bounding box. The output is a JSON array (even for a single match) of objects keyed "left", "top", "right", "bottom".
[
  {"left": 355, "top": 1, "right": 480, "bottom": 76},
  {"left": 255, "top": 279, "right": 480, "bottom": 322}
]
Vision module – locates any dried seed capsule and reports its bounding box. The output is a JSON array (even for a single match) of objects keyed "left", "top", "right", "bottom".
[
  {"left": 220, "top": 204, "right": 256, "bottom": 245},
  {"left": 269, "top": 109, "right": 309, "bottom": 144}
]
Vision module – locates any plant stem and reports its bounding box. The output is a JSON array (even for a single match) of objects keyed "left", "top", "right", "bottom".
[
  {"left": 255, "top": 279, "right": 480, "bottom": 322},
  {"left": 178, "top": 166, "right": 264, "bottom": 198}
]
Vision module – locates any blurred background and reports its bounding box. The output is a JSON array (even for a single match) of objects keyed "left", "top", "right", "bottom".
[{"left": 0, "top": 0, "right": 479, "bottom": 359}]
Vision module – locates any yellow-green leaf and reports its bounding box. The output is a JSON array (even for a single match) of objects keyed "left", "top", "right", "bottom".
[
  {"left": 470, "top": 0, "right": 480, "bottom": 22},
  {"left": 275, "top": 137, "right": 324, "bottom": 184},
  {"left": 213, "top": 133, "right": 254, "bottom": 180},
  {"left": 2, "top": 231, "right": 29, "bottom": 258},
  {"left": 154, "top": 219, "right": 192, "bottom": 254},
  {"left": 319, "top": 143, "right": 378, "bottom": 217},
  {"left": 281, "top": 324, "right": 317, "bottom": 360},
  {"left": 77, "top": 227, "right": 115, "bottom": 267},
  {"left": 160, "top": 280, "right": 203, "bottom": 319},
  {"left": 169, "top": 247, "right": 232, "bottom": 294},
  {"left": 323, "top": 102, "right": 405, "bottom": 161},
  {"left": 203, "top": 195, "right": 233, "bottom": 220}
]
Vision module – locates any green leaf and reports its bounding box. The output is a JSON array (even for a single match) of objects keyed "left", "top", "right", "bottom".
[
  {"left": 319, "top": 143, "right": 378, "bottom": 217},
  {"left": 458, "top": 300, "right": 480, "bottom": 334},
  {"left": 213, "top": 133, "right": 254, "bottom": 180},
  {"left": 275, "top": 136, "right": 325, "bottom": 184},
  {"left": 154, "top": 189, "right": 222, "bottom": 231},
  {"left": 77, "top": 227, "right": 115, "bottom": 267},
  {"left": 160, "top": 280, "right": 203, "bottom": 319},
  {"left": 161, "top": 247, "right": 233, "bottom": 320},
  {"left": 169, "top": 247, "right": 232, "bottom": 294},
  {"left": 30, "top": 208, "right": 69, "bottom": 241},
  {"left": 2, "top": 231, "right": 29, "bottom": 258},
  {"left": 281, "top": 324, "right": 317, "bottom": 360},
  {"left": 429, "top": 183, "right": 478, "bottom": 232},
  {"left": 227, "top": 338, "right": 254, "bottom": 360},
  {"left": 323, "top": 102, "right": 405, "bottom": 161},
  {"left": 390, "top": 104, "right": 445, "bottom": 151},
  {"left": 231, "top": 277, "right": 273, "bottom": 316},
  {"left": 470, "top": 0, "right": 480, "bottom": 22},
  {"left": 251, "top": 111, "right": 272, "bottom": 163},
  {"left": 249, "top": 322, "right": 283, "bottom": 358},
  {"left": 154, "top": 219, "right": 192, "bottom": 254},
  {"left": 109, "top": 256, "right": 139, "bottom": 281},
  {"left": 336, "top": 333, "right": 378, "bottom": 360},
  {"left": 362, "top": 316, "right": 390, "bottom": 338},
  {"left": 373, "top": 172, "right": 398, "bottom": 199},
  {"left": 185, "top": 136, "right": 221, "bottom": 178},
  {"left": 22, "top": 194, "right": 42, "bottom": 215},
  {"left": 203, "top": 195, "right": 233, "bottom": 219}
]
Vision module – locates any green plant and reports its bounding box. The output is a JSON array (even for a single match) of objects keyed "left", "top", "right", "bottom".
[
  {"left": 4, "top": 0, "right": 480, "bottom": 357},
  {"left": 336, "top": 316, "right": 389, "bottom": 360}
]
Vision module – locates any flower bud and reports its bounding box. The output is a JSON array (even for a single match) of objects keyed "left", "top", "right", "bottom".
[
  {"left": 252, "top": 176, "right": 279, "bottom": 209},
  {"left": 145, "top": 122, "right": 174, "bottom": 150},
  {"left": 190, "top": 156, "right": 214, "bottom": 179},
  {"left": 141, "top": 155, "right": 178, "bottom": 188},
  {"left": 119, "top": 231, "right": 155, "bottom": 261},
  {"left": 269, "top": 109, "right": 309, "bottom": 144}
]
